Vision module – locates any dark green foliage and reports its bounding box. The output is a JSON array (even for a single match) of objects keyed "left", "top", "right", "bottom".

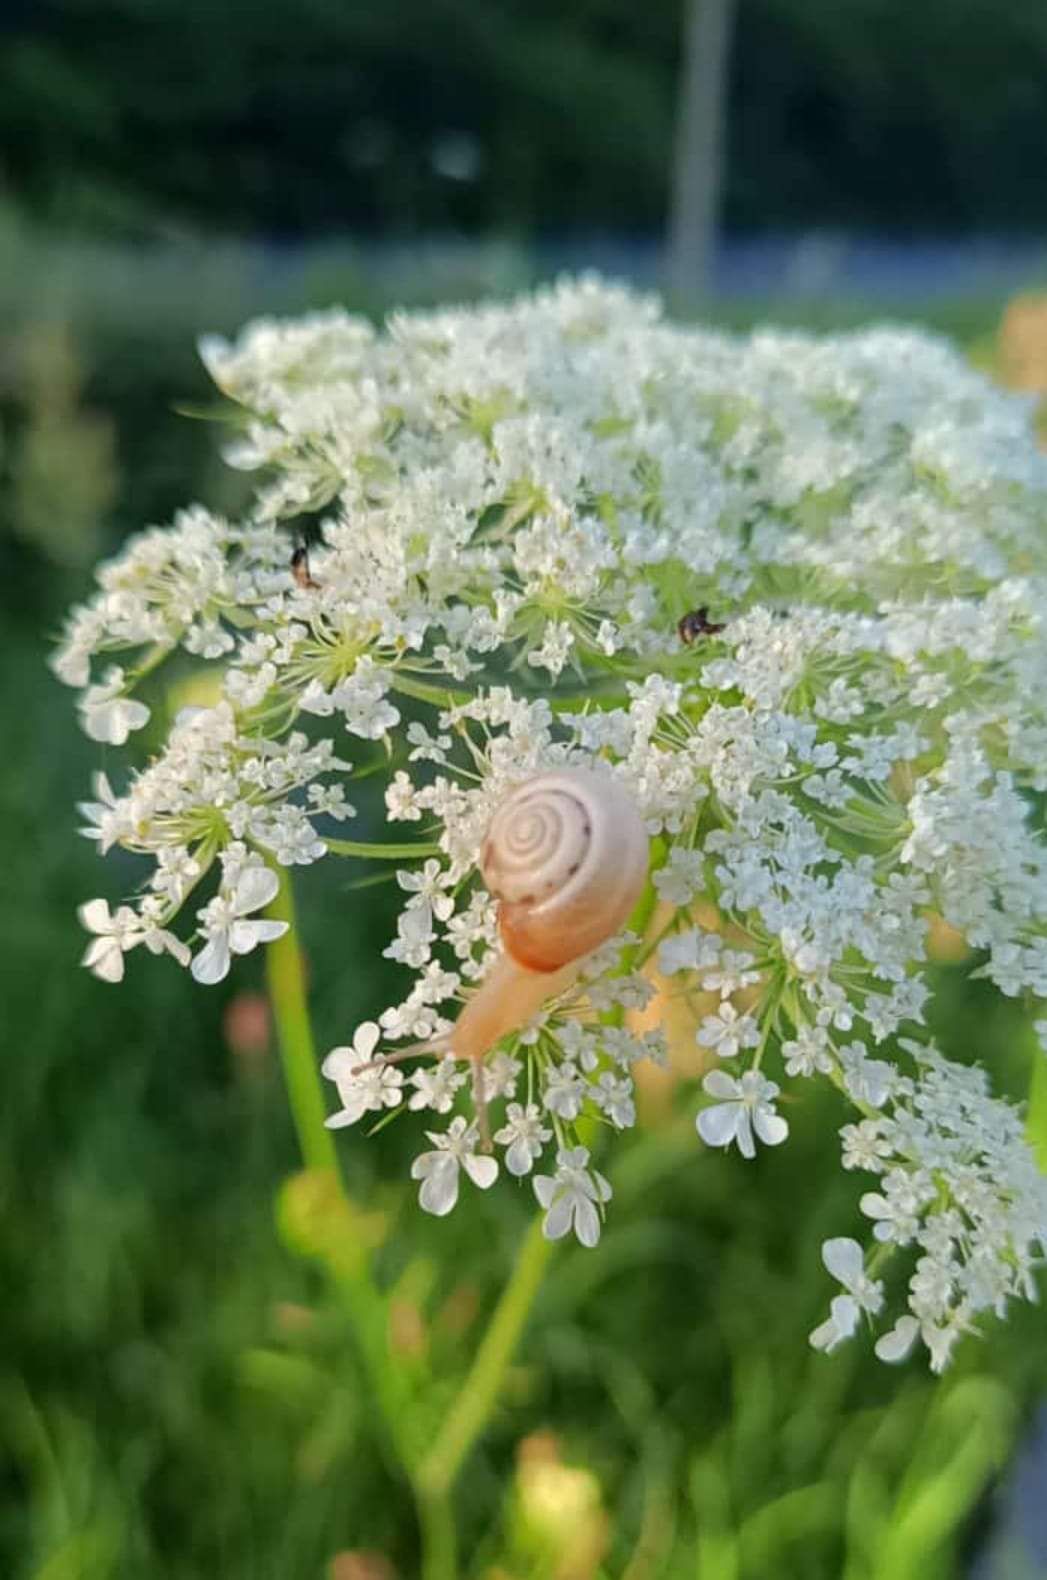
[{"left": 3, "top": 0, "right": 1047, "bottom": 238}]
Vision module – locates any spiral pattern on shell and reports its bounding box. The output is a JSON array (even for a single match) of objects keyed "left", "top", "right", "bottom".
[{"left": 480, "top": 768, "right": 649, "bottom": 973}]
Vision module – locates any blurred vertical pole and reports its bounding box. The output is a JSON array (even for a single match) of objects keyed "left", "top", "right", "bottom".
[{"left": 667, "top": 0, "right": 738, "bottom": 303}]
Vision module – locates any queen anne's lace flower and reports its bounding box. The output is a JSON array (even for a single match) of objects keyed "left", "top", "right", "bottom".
[
  {"left": 696, "top": 1069, "right": 790, "bottom": 1158},
  {"left": 411, "top": 1117, "right": 498, "bottom": 1215},
  {"left": 58, "top": 278, "right": 1047, "bottom": 1367},
  {"left": 323, "top": 1022, "right": 405, "bottom": 1127},
  {"left": 533, "top": 1147, "right": 612, "bottom": 1247},
  {"left": 190, "top": 856, "right": 287, "bottom": 984},
  {"left": 495, "top": 1103, "right": 553, "bottom": 1176},
  {"left": 807, "top": 1236, "right": 885, "bottom": 1356},
  {"left": 78, "top": 667, "right": 151, "bottom": 745}
]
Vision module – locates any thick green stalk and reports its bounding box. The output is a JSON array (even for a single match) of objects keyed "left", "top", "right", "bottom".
[
  {"left": 416, "top": 1485, "right": 458, "bottom": 1580},
  {"left": 263, "top": 867, "right": 416, "bottom": 1466},
  {"left": 263, "top": 865, "right": 557, "bottom": 1576},
  {"left": 264, "top": 868, "right": 340, "bottom": 1177},
  {"left": 417, "top": 1216, "right": 553, "bottom": 1501}
]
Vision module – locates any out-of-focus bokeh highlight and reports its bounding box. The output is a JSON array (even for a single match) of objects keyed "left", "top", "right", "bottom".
[{"left": 3, "top": 2, "right": 1047, "bottom": 1575}]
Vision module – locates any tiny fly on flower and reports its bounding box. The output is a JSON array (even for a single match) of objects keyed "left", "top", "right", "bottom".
[
  {"left": 290, "top": 542, "right": 319, "bottom": 591},
  {"left": 677, "top": 607, "right": 726, "bottom": 644}
]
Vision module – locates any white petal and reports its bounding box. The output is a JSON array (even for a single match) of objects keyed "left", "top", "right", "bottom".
[
  {"left": 506, "top": 1137, "right": 534, "bottom": 1177},
  {"left": 822, "top": 1237, "right": 864, "bottom": 1289},
  {"left": 703, "top": 1069, "right": 740, "bottom": 1101},
  {"left": 696, "top": 1103, "right": 740, "bottom": 1149},
  {"left": 572, "top": 1196, "right": 602, "bottom": 1248},
  {"left": 753, "top": 1108, "right": 789, "bottom": 1148},
  {"left": 321, "top": 1047, "right": 354, "bottom": 1081},
  {"left": 228, "top": 918, "right": 287, "bottom": 955},
  {"left": 82, "top": 936, "right": 124, "bottom": 983},
  {"left": 735, "top": 1109, "right": 756, "bottom": 1159},
  {"left": 233, "top": 866, "right": 280, "bottom": 916},
  {"left": 542, "top": 1196, "right": 574, "bottom": 1241},
  {"left": 325, "top": 1105, "right": 365, "bottom": 1129},
  {"left": 875, "top": 1316, "right": 920, "bottom": 1364},
  {"left": 829, "top": 1294, "right": 859, "bottom": 1336},
  {"left": 463, "top": 1153, "right": 498, "bottom": 1190},
  {"left": 191, "top": 936, "right": 231, "bottom": 984},
  {"left": 533, "top": 1175, "right": 557, "bottom": 1209},
  {"left": 163, "top": 934, "right": 192, "bottom": 967},
  {"left": 418, "top": 1155, "right": 459, "bottom": 1216},
  {"left": 353, "top": 1022, "right": 382, "bottom": 1061},
  {"left": 78, "top": 898, "right": 112, "bottom": 935}
]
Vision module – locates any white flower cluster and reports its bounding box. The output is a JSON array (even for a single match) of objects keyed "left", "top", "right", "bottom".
[{"left": 56, "top": 278, "right": 1047, "bottom": 1366}]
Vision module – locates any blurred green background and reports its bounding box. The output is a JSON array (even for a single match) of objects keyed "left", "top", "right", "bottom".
[{"left": 3, "top": 2, "right": 1047, "bottom": 1576}]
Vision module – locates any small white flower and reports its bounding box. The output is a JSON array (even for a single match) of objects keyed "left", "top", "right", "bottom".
[
  {"left": 700, "top": 950, "right": 760, "bottom": 999},
  {"left": 190, "top": 863, "right": 287, "bottom": 984},
  {"left": 322, "top": 1022, "right": 404, "bottom": 1127},
  {"left": 859, "top": 1169, "right": 927, "bottom": 1245},
  {"left": 652, "top": 847, "right": 705, "bottom": 905},
  {"left": 494, "top": 1103, "right": 552, "bottom": 1176},
  {"left": 533, "top": 1146, "right": 612, "bottom": 1247},
  {"left": 411, "top": 1116, "right": 498, "bottom": 1216},
  {"left": 543, "top": 1063, "right": 587, "bottom": 1121},
  {"left": 408, "top": 1057, "right": 466, "bottom": 1113},
  {"left": 839, "top": 1118, "right": 893, "bottom": 1172},
  {"left": 77, "top": 772, "right": 126, "bottom": 853},
  {"left": 382, "top": 905, "right": 435, "bottom": 968},
  {"left": 78, "top": 898, "right": 142, "bottom": 983},
  {"left": 782, "top": 1024, "right": 833, "bottom": 1078},
  {"left": 809, "top": 1295, "right": 861, "bottom": 1354},
  {"left": 78, "top": 667, "right": 151, "bottom": 745},
  {"left": 696, "top": 1069, "right": 789, "bottom": 1159},
  {"left": 838, "top": 1042, "right": 896, "bottom": 1109},
  {"left": 397, "top": 859, "right": 455, "bottom": 921},
  {"left": 657, "top": 930, "right": 702, "bottom": 975},
  {"left": 592, "top": 1071, "right": 636, "bottom": 1129},
  {"left": 482, "top": 1050, "right": 522, "bottom": 1101},
  {"left": 696, "top": 1001, "right": 761, "bottom": 1059}
]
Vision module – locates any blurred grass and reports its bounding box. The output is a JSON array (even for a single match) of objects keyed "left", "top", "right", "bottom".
[{"left": 1, "top": 218, "right": 1046, "bottom": 1578}]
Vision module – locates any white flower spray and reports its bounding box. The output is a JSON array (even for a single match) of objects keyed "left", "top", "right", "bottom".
[{"left": 56, "top": 277, "right": 1047, "bottom": 1369}]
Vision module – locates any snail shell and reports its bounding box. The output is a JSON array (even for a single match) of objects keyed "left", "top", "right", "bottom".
[
  {"left": 405, "top": 767, "right": 650, "bottom": 1147},
  {"left": 480, "top": 768, "right": 649, "bottom": 972}
]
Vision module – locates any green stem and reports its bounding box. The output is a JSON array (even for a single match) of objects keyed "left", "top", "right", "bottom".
[
  {"left": 264, "top": 867, "right": 341, "bottom": 1178},
  {"left": 1027, "top": 1027, "right": 1047, "bottom": 1172},
  {"left": 263, "top": 867, "right": 416, "bottom": 1464},
  {"left": 263, "top": 865, "right": 556, "bottom": 1576},
  {"left": 417, "top": 1485, "right": 458, "bottom": 1580},
  {"left": 417, "top": 1215, "right": 553, "bottom": 1500},
  {"left": 326, "top": 836, "right": 443, "bottom": 860}
]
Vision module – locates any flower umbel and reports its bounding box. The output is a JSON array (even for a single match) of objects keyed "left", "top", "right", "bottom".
[{"left": 58, "top": 278, "right": 1047, "bottom": 1368}]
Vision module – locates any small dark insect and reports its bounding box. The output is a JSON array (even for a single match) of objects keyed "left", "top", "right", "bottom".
[
  {"left": 290, "top": 543, "right": 320, "bottom": 591},
  {"left": 678, "top": 606, "right": 726, "bottom": 645}
]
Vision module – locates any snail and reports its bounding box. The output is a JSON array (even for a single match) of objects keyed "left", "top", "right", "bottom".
[{"left": 363, "top": 767, "right": 650, "bottom": 1146}]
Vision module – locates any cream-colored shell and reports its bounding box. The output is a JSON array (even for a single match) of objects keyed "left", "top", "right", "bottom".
[
  {"left": 448, "top": 768, "right": 649, "bottom": 1066},
  {"left": 481, "top": 768, "right": 650, "bottom": 971}
]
